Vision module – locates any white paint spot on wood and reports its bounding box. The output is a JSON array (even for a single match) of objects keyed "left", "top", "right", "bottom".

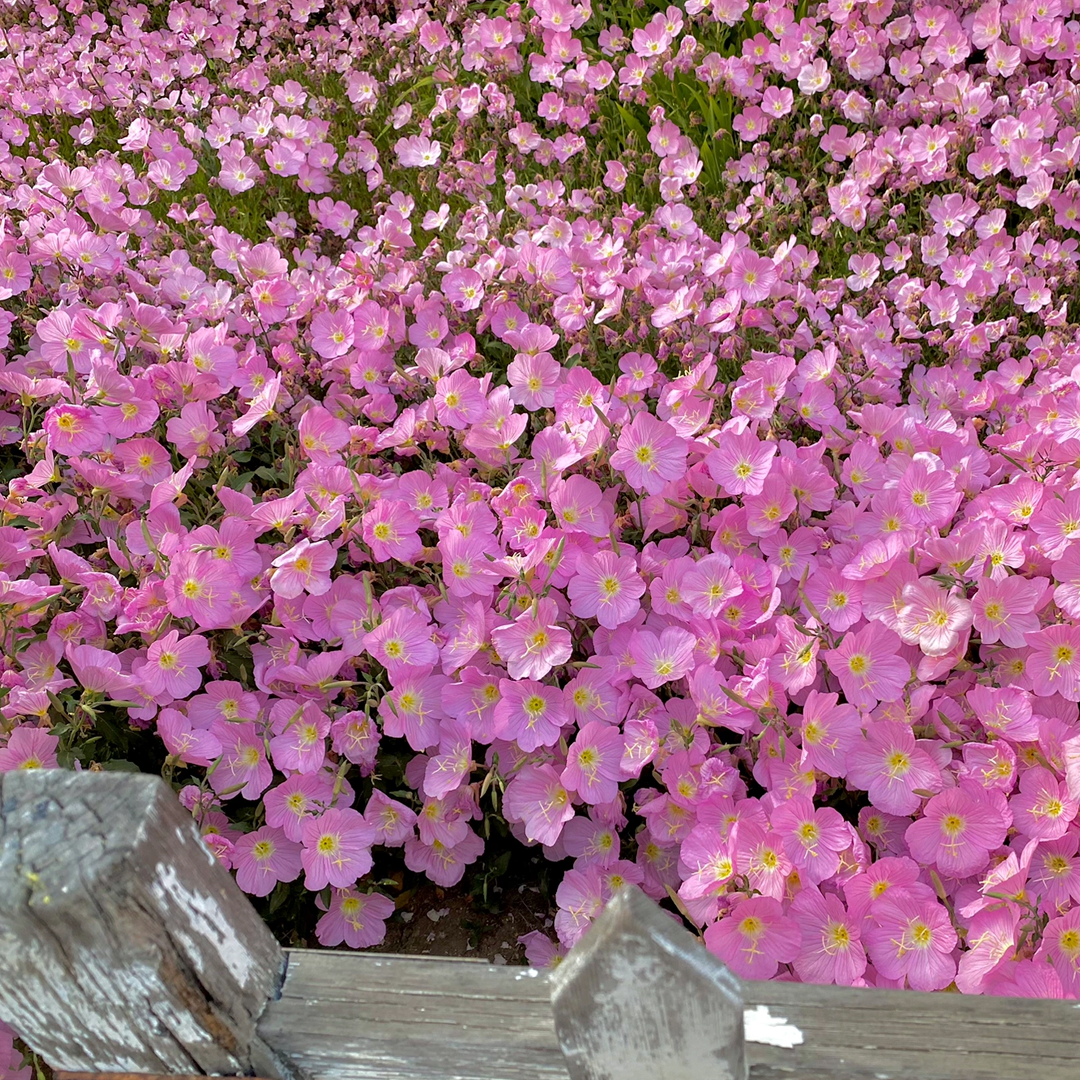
[
  {"left": 152, "top": 863, "right": 254, "bottom": 986},
  {"left": 743, "top": 1004, "right": 804, "bottom": 1048}
]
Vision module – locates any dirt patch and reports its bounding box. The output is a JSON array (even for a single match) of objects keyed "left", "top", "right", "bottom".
[{"left": 381, "top": 865, "right": 556, "bottom": 963}]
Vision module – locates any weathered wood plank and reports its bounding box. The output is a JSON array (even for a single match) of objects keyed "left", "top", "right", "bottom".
[
  {"left": 549, "top": 888, "right": 745, "bottom": 1080},
  {"left": 263, "top": 946, "right": 1080, "bottom": 1080},
  {"left": 260, "top": 950, "right": 568, "bottom": 1080},
  {"left": 0, "top": 772, "right": 294, "bottom": 1079}
]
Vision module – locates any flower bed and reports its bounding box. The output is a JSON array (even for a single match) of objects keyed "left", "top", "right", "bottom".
[{"left": 0, "top": 0, "right": 1079, "bottom": 1014}]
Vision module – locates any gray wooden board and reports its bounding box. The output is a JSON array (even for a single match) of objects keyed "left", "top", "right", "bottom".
[
  {"left": 0, "top": 773, "right": 294, "bottom": 1079},
  {"left": 263, "top": 948, "right": 1080, "bottom": 1080},
  {"left": 548, "top": 888, "right": 745, "bottom": 1080}
]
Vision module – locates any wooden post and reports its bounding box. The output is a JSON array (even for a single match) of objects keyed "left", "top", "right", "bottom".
[
  {"left": 549, "top": 887, "right": 746, "bottom": 1080},
  {"left": 0, "top": 771, "right": 298, "bottom": 1078}
]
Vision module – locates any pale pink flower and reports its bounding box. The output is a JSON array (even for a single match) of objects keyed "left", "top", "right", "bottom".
[
  {"left": 568, "top": 549, "right": 645, "bottom": 629},
  {"left": 232, "top": 825, "right": 303, "bottom": 897},
  {"left": 316, "top": 889, "right": 395, "bottom": 949},
  {"left": 561, "top": 721, "right": 624, "bottom": 804},
  {"left": 610, "top": 412, "right": 688, "bottom": 495},
  {"left": 301, "top": 808, "right": 377, "bottom": 890},
  {"left": 271, "top": 539, "right": 336, "bottom": 599},
  {"left": 704, "top": 896, "right": 800, "bottom": 979},
  {"left": 706, "top": 430, "right": 776, "bottom": 497},
  {"left": 1027, "top": 625, "right": 1080, "bottom": 701},
  {"left": 1009, "top": 767, "right": 1078, "bottom": 841},
  {"left": 797, "top": 691, "right": 861, "bottom": 778},
  {"left": 847, "top": 721, "right": 943, "bottom": 816},
  {"left": 790, "top": 887, "right": 866, "bottom": 986},
  {"left": 493, "top": 679, "right": 567, "bottom": 751},
  {"left": 504, "top": 764, "right": 576, "bottom": 846},
  {"left": 629, "top": 627, "right": 697, "bottom": 689},
  {"left": 825, "top": 622, "right": 910, "bottom": 709},
  {"left": 491, "top": 598, "right": 572, "bottom": 680},
  {"left": 971, "top": 576, "right": 1048, "bottom": 647},
  {"left": 896, "top": 580, "right": 973, "bottom": 656},
  {"left": 905, "top": 783, "right": 1009, "bottom": 879},
  {"left": 865, "top": 894, "right": 957, "bottom": 991}
]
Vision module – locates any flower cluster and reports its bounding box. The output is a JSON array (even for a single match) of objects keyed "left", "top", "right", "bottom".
[{"left": 1, "top": 0, "right": 1080, "bottom": 997}]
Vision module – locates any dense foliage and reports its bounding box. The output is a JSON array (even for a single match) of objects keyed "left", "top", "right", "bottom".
[{"left": 1, "top": 0, "right": 1080, "bottom": 1020}]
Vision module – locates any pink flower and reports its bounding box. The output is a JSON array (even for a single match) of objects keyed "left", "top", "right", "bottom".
[
  {"left": 724, "top": 250, "right": 777, "bottom": 303},
  {"left": 504, "top": 763, "right": 576, "bottom": 846},
  {"left": 316, "top": 889, "right": 395, "bottom": 949},
  {"left": 265, "top": 773, "right": 334, "bottom": 842},
  {"left": 507, "top": 351, "right": 561, "bottom": 410},
  {"left": 491, "top": 598, "right": 572, "bottom": 680},
  {"left": 440, "top": 532, "right": 502, "bottom": 597},
  {"left": 311, "top": 309, "right": 355, "bottom": 359},
  {"left": 164, "top": 551, "right": 241, "bottom": 628},
  {"left": 271, "top": 539, "right": 336, "bottom": 599},
  {"left": 362, "top": 501, "right": 423, "bottom": 563},
  {"left": 610, "top": 412, "right": 688, "bottom": 495},
  {"left": 704, "top": 896, "right": 800, "bottom": 979},
  {"left": 561, "top": 721, "right": 624, "bottom": 804},
  {"left": 166, "top": 402, "right": 225, "bottom": 459},
  {"left": 301, "top": 808, "right": 377, "bottom": 890},
  {"left": 1037, "top": 907, "right": 1080, "bottom": 995},
  {"left": 137, "top": 630, "right": 210, "bottom": 701},
  {"left": 897, "top": 460, "right": 958, "bottom": 528},
  {"left": 825, "top": 622, "right": 910, "bottom": 709},
  {"left": 865, "top": 894, "right": 957, "bottom": 991},
  {"left": 157, "top": 708, "right": 222, "bottom": 767},
  {"left": 363, "top": 607, "right": 439, "bottom": 674},
  {"left": 493, "top": 679, "right": 567, "bottom": 752},
  {"left": 550, "top": 475, "right": 612, "bottom": 537},
  {"left": 269, "top": 699, "right": 330, "bottom": 774},
  {"left": 846, "top": 253, "right": 880, "bottom": 292},
  {"left": 434, "top": 370, "right": 488, "bottom": 429},
  {"left": 0, "top": 728, "right": 59, "bottom": 771},
  {"left": 847, "top": 721, "right": 943, "bottom": 816},
  {"left": 966, "top": 685, "right": 1040, "bottom": 743},
  {"left": 1027, "top": 833, "right": 1080, "bottom": 911},
  {"left": 790, "top": 887, "right": 866, "bottom": 986},
  {"left": 554, "top": 866, "right": 606, "bottom": 948},
  {"left": 897, "top": 580, "right": 972, "bottom": 656},
  {"left": 797, "top": 691, "right": 861, "bottom": 778},
  {"left": 44, "top": 404, "right": 106, "bottom": 455},
  {"left": 905, "top": 783, "right": 1009, "bottom": 879},
  {"left": 395, "top": 134, "right": 442, "bottom": 167},
  {"left": 956, "top": 908, "right": 1020, "bottom": 995},
  {"left": 232, "top": 825, "right": 303, "bottom": 897},
  {"left": 771, "top": 796, "right": 850, "bottom": 884},
  {"left": 682, "top": 554, "right": 743, "bottom": 618},
  {"left": 422, "top": 718, "right": 474, "bottom": 799},
  {"left": 1009, "top": 767, "right": 1078, "bottom": 840},
  {"left": 567, "top": 549, "right": 646, "bottom": 629},
  {"left": 443, "top": 267, "right": 484, "bottom": 311},
  {"left": 209, "top": 721, "right": 274, "bottom": 801},
  {"left": 971, "top": 576, "right": 1048, "bottom": 647},
  {"left": 404, "top": 829, "right": 484, "bottom": 887},
  {"left": 366, "top": 790, "right": 418, "bottom": 846},
  {"left": 1026, "top": 625, "right": 1080, "bottom": 700},
  {"left": 379, "top": 666, "right": 447, "bottom": 751},
  {"left": 629, "top": 626, "right": 697, "bottom": 689},
  {"left": 298, "top": 406, "right": 350, "bottom": 462}
]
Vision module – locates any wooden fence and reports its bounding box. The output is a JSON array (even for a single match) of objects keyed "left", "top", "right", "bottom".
[{"left": 0, "top": 772, "right": 1077, "bottom": 1080}]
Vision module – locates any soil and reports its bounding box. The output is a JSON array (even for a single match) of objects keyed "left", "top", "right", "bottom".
[{"left": 380, "top": 860, "right": 557, "bottom": 964}]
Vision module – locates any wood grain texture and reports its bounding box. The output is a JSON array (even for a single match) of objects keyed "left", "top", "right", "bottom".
[
  {"left": 549, "top": 888, "right": 745, "bottom": 1080},
  {"left": 260, "top": 949, "right": 568, "bottom": 1080},
  {"left": 263, "top": 946, "right": 1080, "bottom": 1080},
  {"left": 0, "top": 772, "right": 294, "bottom": 1079}
]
